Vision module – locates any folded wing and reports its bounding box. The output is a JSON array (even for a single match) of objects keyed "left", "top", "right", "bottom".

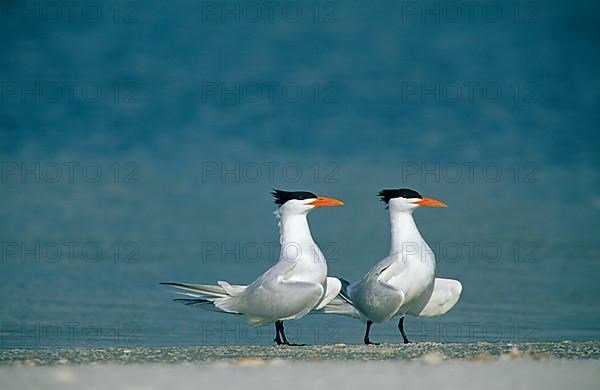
[
  {"left": 314, "top": 277, "right": 342, "bottom": 310},
  {"left": 320, "top": 278, "right": 364, "bottom": 320},
  {"left": 409, "top": 278, "right": 462, "bottom": 317}
]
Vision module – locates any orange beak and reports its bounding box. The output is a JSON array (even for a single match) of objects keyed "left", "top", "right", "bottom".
[
  {"left": 414, "top": 197, "right": 447, "bottom": 208},
  {"left": 308, "top": 196, "right": 344, "bottom": 208}
]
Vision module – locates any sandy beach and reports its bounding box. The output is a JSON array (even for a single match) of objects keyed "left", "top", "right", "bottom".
[
  {"left": 1, "top": 358, "right": 599, "bottom": 390},
  {"left": 1, "top": 342, "right": 599, "bottom": 364},
  {"left": 1, "top": 342, "right": 599, "bottom": 389}
]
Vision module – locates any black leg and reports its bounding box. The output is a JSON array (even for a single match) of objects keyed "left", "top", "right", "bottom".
[
  {"left": 274, "top": 321, "right": 305, "bottom": 346},
  {"left": 274, "top": 321, "right": 284, "bottom": 345},
  {"left": 363, "top": 320, "right": 379, "bottom": 345},
  {"left": 398, "top": 317, "right": 411, "bottom": 344},
  {"left": 279, "top": 321, "right": 290, "bottom": 344},
  {"left": 280, "top": 321, "right": 306, "bottom": 346}
]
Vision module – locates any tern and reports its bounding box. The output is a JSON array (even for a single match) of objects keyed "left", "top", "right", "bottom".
[
  {"left": 323, "top": 189, "right": 462, "bottom": 345},
  {"left": 161, "top": 190, "right": 343, "bottom": 346}
]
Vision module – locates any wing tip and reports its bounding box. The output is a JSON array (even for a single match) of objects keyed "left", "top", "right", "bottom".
[{"left": 336, "top": 277, "right": 352, "bottom": 303}]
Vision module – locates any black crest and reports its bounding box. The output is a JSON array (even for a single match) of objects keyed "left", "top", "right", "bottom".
[
  {"left": 272, "top": 190, "right": 317, "bottom": 206},
  {"left": 378, "top": 189, "right": 422, "bottom": 204}
]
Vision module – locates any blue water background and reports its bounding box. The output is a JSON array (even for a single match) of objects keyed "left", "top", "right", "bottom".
[{"left": 1, "top": 0, "right": 599, "bottom": 347}]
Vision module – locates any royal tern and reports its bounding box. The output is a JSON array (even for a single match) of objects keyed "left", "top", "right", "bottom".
[
  {"left": 162, "top": 190, "right": 343, "bottom": 346},
  {"left": 323, "top": 189, "right": 462, "bottom": 344}
]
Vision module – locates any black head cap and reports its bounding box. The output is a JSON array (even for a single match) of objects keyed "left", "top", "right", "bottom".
[
  {"left": 378, "top": 189, "right": 422, "bottom": 204},
  {"left": 272, "top": 190, "right": 317, "bottom": 206}
]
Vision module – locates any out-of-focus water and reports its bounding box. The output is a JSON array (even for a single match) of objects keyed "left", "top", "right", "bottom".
[{"left": 1, "top": 0, "right": 599, "bottom": 348}]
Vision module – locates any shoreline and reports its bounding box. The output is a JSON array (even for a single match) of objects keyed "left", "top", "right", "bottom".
[{"left": 1, "top": 341, "right": 599, "bottom": 365}]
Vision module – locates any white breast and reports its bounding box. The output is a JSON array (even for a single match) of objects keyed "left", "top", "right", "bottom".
[
  {"left": 284, "top": 240, "right": 327, "bottom": 284},
  {"left": 385, "top": 238, "right": 436, "bottom": 317}
]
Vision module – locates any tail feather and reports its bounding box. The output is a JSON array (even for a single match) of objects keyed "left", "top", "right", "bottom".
[
  {"left": 321, "top": 297, "right": 364, "bottom": 320},
  {"left": 172, "top": 297, "right": 241, "bottom": 315},
  {"left": 338, "top": 277, "right": 352, "bottom": 303},
  {"left": 317, "top": 277, "right": 365, "bottom": 321},
  {"left": 217, "top": 281, "right": 247, "bottom": 296},
  {"left": 160, "top": 282, "right": 229, "bottom": 298},
  {"left": 161, "top": 281, "right": 246, "bottom": 314},
  {"left": 173, "top": 297, "right": 212, "bottom": 306}
]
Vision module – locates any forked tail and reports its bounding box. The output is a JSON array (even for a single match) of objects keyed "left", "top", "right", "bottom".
[
  {"left": 319, "top": 277, "right": 365, "bottom": 320},
  {"left": 160, "top": 281, "right": 247, "bottom": 314}
]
